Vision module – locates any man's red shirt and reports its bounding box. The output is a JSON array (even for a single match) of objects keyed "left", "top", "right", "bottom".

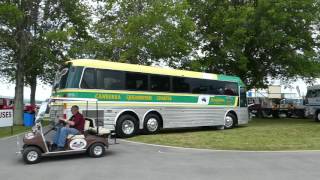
[{"left": 70, "top": 112, "right": 85, "bottom": 133}]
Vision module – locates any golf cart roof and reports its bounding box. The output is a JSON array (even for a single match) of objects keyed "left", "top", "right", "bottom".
[{"left": 50, "top": 97, "right": 98, "bottom": 102}]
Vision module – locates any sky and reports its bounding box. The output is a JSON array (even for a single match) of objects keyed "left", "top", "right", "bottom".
[{"left": 0, "top": 81, "right": 52, "bottom": 101}]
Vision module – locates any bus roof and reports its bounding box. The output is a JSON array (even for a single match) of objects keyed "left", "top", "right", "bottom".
[{"left": 68, "top": 59, "right": 245, "bottom": 86}]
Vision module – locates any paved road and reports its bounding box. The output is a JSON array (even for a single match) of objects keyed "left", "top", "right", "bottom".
[{"left": 1, "top": 135, "right": 320, "bottom": 180}]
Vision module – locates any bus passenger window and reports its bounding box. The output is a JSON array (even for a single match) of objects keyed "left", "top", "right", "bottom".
[
  {"left": 97, "top": 69, "right": 125, "bottom": 90},
  {"left": 126, "top": 72, "right": 148, "bottom": 91},
  {"left": 172, "top": 77, "right": 190, "bottom": 93},
  {"left": 224, "top": 82, "right": 238, "bottom": 96},
  {"left": 150, "top": 75, "right": 170, "bottom": 92},
  {"left": 81, "top": 68, "right": 96, "bottom": 89}
]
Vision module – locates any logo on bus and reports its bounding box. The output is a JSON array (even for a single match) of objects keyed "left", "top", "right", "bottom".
[{"left": 197, "top": 95, "right": 210, "bottom": 105}]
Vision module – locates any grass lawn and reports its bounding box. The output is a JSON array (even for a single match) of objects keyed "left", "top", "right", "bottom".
[
  {"left": 129, "top": 118, "right": 320, "bottom": 151},
  {"left": 0, "top": 120, "right": 51, "bottom": 139},
  {"left": 0, "top": 125, "right": 32, "bottom": 138}
]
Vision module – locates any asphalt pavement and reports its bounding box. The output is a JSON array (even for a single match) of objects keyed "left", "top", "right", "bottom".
[{"left": 1, "top": 135, "right": 320, "bottom": 180}]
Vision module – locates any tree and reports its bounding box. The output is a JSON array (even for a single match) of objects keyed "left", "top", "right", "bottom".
[
  {"left": 70, "top": 0, "right": 196, "bottom": 67},
  {"left": 187, "top": 0, "right": 320, "bottom": 88},
  {"left": 0, "top": 0, "right": 90, "bottom": 124}
]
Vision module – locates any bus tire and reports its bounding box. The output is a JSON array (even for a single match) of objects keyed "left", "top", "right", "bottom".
[
  {"left": 116, "top": 114, "right": 139, "bottom": 138},
  {"left": 224, "top": 113, "right": 236, "bottom": 129},
  {"left": 143, "top": 113, "right": 161, "bottom": 134},
  {"left": 315, "top": 111, "right": 320, "bottom": 122}
]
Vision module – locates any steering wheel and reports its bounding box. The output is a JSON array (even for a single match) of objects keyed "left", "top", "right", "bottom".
[
  {"left": 43, "top": 120, "right": 65, "bottom": 136},
  {"left": 51, "top": 119, "right": 67, "bottom": 131}
]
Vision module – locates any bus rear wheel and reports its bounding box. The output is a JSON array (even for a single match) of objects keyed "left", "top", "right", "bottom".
[
  {"left": 224, "top": 113, "right": 236, "bottom": 129},
  {"left": 143, "top": 114, "right": 161, "bottom": 134},
  {"left": 315, "top": 111, "right": 320, "bottom": 122},
  {"left": 116, "top": 114, "right": 139, "bottom": 138}
]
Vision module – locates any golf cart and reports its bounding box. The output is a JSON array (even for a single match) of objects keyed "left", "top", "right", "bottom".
[{"left": 18, "top": 98, "right": 111, "bottom": 164}]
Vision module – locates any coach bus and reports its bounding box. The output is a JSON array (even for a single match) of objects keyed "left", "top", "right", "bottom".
[{"left": 51, "top": 59, "right": 248, "bottom": 138}]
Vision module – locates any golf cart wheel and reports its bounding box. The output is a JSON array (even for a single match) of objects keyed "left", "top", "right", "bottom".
[
  {"left": 116, "top": 114, "right": 139, "bottom": 138},
  {"left": 224, "top": 112, "right": 236, "bottom": 129},
  {"left": 22, "top": 146, "right": 42, "bottom": 164},
  {"left": 143, "top": 113, "right": 161, "bottom": 134},
  {"left": 89, "top": 143, "right": 106, "bottom": 158}
]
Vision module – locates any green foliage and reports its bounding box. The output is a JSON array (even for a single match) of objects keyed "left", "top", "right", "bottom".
[
  {"left": 1, "top": 0, "right": 320, "bottom": 92},
  {"left": 71, "top": 0, "right": 196, "bottom": 66},
  {"left": 188, "top": 0, "right": 320, "bottom": 88},
  {"left": 0, "top": 0, "right": 91, "bottom": 85}
]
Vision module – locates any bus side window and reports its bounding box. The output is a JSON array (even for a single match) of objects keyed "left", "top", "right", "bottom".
[
  {"left": 172, "top": 77, "right": 190, "bottom": 93},
  {"left": 191, "top": 79, "right": 209, "bottom": 94},
  {"left": 150, "top": 75, "right": 170, "bottom": 92},
  {"left": 81, "top": 68, "right": 96, "bottom": 89},
  {"left": 224, "top": 82, "right": 238, "bottom": 96},
  {"left": 97, "top": 69, "right": 125, "bottom": 90},
  {"left": 126, "top": 72, "right": 148, "bottom": 91}
]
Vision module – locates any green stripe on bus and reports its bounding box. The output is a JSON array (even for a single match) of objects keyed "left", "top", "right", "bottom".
[{"left": 53, "top": 91, "right": 237, "bottom": 106}]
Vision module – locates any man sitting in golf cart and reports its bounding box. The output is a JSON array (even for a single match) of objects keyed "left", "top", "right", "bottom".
[{"left": 52, "top": 105, "right": 85, "bottom": 151}]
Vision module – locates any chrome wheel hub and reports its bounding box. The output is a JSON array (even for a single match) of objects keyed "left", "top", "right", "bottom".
[
  {"left": 94, "top": 146, "right": 103, "bottom": 156},
  {"left": 122, "top": 120, "right": 134, "bottom": 135},
  {"left": 147, "top": 118, "right": 158, "bottom": 132},
  {"left": 225, "top": 116, "right": 233, "bottom": 128},
  {"left": 27, "top": 151, "right": 38, "bottom": 162}
]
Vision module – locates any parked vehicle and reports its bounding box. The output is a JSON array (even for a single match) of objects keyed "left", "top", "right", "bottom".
[
  {"left": 280, "top": 99, "right": 305, "bottom": 118},
  {"left": 305, "top": 85, "right": 320, "bottom": 121},
  {"left": 0, "top": 98, "right": 14, "bottom": 110},
  {"left": 51, "top": 59, "right": 249, "bottom": 138},
  {"left": 17, "top": 98, "right": 112, "bottom": 164},
  {"left": 248, "top": 97, "right": 305, "bottom": 118}
]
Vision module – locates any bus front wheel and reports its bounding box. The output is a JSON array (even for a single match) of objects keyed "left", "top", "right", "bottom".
[
  {"left": 143, "top": 114, "right": 161, "bottom": 134},
  {"left": 116, "top": 114, "right": 139, "bottom": 138},
  {"left": 224, "top": 113, "right": 236, "bottom": 129}
]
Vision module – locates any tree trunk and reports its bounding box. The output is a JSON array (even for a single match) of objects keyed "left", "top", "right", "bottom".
[
  {"left": 14, "top": 59, "right": 24, "bottom": 125},
  {"left": 30, "top": 75, "right": 37, "bottom": 106},
  {"left": 14, "top": 19, "right": 27, "bottom": 125}
]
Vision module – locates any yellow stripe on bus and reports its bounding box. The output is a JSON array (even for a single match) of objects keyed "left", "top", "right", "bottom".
[
  {"left": 68, "top": 59, "right": 218, "bottom": 80},
  {"left": 57, "top": 88, "right": 239, "bottom": 98}
]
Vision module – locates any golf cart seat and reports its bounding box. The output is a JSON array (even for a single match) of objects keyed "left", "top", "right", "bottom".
[
  {"left": 66, "top": 119, "right": 93, "bottom": 139},
  {"left": 67, "top": 134, "right": 85, "bottom": 139},
  {"left": 84, "top": 118, "right": 110, "bottom": 135},
  {"left": 88, "top": 127, "right": 111, "bottom": 135}
]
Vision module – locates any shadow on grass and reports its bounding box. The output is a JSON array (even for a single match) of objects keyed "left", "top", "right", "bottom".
[
  {"left": 135, "top": 117, "right": 314, "bottom": 136},
  {"left": 152, "top": 125, "right": 245, "bottom": 135}
]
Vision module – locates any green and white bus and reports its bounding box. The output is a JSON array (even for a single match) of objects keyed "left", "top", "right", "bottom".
[{"left": 51, "top": 59, "right": 248, "bottom": 137}]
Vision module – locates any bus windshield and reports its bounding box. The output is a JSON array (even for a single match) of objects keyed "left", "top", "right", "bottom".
[{"left": 53, "top": 67, "right": 69, "bottom": 89}]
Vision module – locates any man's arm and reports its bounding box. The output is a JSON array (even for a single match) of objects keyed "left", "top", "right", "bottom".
[{"left": 59, "top": 117, "right": 75, "bottom": 126}]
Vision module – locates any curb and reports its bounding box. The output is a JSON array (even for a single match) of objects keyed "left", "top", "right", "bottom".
[{"left": 120, "top": 139, "right": 320, "bottom": 153}]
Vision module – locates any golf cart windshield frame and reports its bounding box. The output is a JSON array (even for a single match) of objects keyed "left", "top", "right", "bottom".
[{"left": 50, "top": 97, "right": 100, "bottom": 134}]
